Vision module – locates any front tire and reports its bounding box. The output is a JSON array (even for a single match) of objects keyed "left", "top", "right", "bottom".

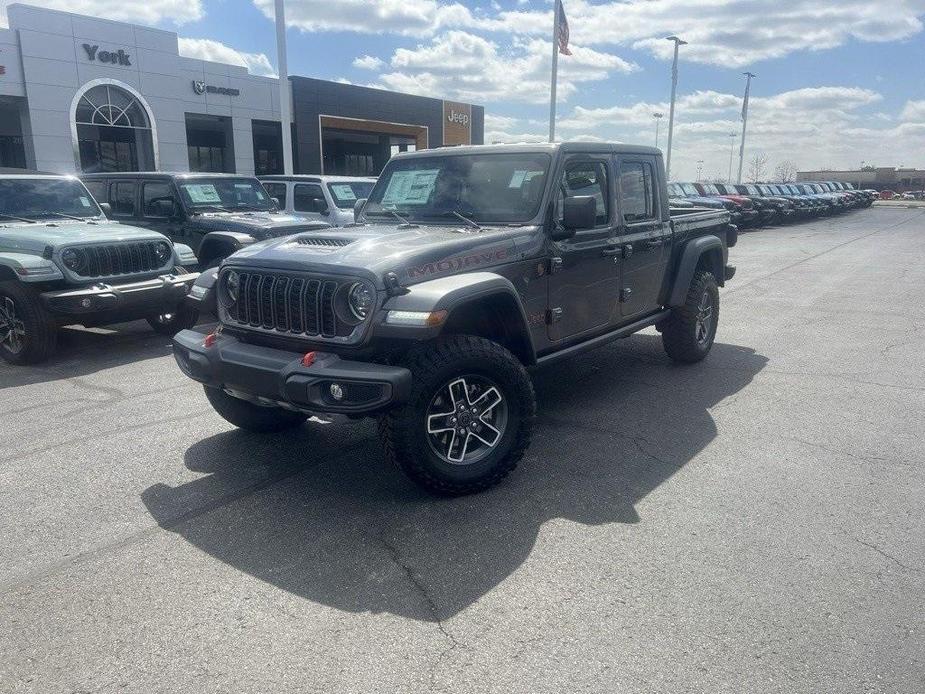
[
  {"left": 0, "top": 282, "right": 57, "bottom": 365},
  {"left": 379, "top": 335, "right": 535, "bottom": 496},
  {"left": 662, "top": 270, "right": 719, "bottom": 364},
  {"left": 203, "top": 385, "right": 308, "bottom": 433}
]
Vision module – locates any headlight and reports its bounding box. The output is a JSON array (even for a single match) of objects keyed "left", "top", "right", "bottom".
[
  {"left": 154, "top": 241, "right": 172, "bottom": 264},
  {"left": 221, "top": 270, "right": 240, "bottom": 306},
  {"left": 61, "top": 248, "right": 84, "bottom": 272},
  {"left": 347, "top": 282, "right": 374, "bottom": 321}
]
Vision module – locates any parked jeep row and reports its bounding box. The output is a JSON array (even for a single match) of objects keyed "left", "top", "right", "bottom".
[{"left": 669, "top": 179, "right": 875, "bottom": 228}]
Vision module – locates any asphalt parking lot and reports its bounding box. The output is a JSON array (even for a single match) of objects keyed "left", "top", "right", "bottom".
[{"left": 2, "top": 207, "right": 924, "bottom": 693}]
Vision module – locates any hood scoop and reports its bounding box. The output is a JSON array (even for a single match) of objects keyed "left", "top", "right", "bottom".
[{"left": 291, "top": 235, "right": 356, "bottom": 251}]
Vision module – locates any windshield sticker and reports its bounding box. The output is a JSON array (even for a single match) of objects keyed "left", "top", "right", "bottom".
[
  {"left": 381, "top": 169, "right": 439, "bottom": 207},
  {"left": 509, "top": 171, "right": 528, "bottom": 188},
  {"left": 185, "top": 184, "right": 221, "bottom": 203},
  {"left": 78, "top": 196, "right": 92, "bottom": 207},
  {"left": 330, "top": 184, "right": 357, "bottom": 201}
]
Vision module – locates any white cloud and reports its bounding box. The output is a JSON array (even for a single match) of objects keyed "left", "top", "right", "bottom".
[
  {"left": 372, "top": 30, "right": 636, "bottom": 104},
  {"left": 178, "top": 37, "right": 277, "bottom": 77},
  {"left": 900, "top": 100, "right": 925, "bottom": 122},
  {"left": 251, "top": 0, "right": 482, "bottom": 36},
  {"left": 353, "top": 55, "right": 385, "bottom": 70},
  {"left": 0, "top": 0, "right": 203, "bottom": 26}
]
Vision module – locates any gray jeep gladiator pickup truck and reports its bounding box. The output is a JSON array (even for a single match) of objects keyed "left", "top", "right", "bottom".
[
  {"left": 1, "top": 172, "right": 199, "bottom": 364},
  {"left": 173, "top": 143, "right": 736, "bottom": 494}
]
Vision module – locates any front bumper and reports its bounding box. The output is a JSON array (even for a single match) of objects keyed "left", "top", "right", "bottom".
[
  {"left": 41, "top": 271, "right": 198, "bottom": 316},
  {"left": 172, "top": 329, "right": 412, "bottom": 415}
]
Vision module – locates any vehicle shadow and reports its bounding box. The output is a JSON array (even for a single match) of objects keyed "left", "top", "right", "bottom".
[
  {"left": 141, "top": 335, "right": 767, "bottom": 622},
  {"left": 0, "top": 320, "right": 215, "bottom": 390}
]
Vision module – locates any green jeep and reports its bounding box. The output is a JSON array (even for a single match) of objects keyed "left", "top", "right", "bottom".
[{"left": 0, "top": 172, "right": 200, "bottom": 365}]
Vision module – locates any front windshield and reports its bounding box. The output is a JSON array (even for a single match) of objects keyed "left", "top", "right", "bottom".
[
  {"left": 364, "top": 152, "right": 551, "bottom": 224},
  {"left": 702, "top": 184, "right": 721, "bottom": 195},
  {"left": 0, "top": 178, "right": 102, "bottom": 220},
  {"left": 326, "top": 180, "right": 376, "bottom": 209},
  {"left": 680, "top": 183, "right": 701, "bottom": 196},
  {"left": 759, "top": 185, "right": 773, "bottom": 195},
  {"left": 745, "top": 185, "right": 760, "bottom": 195},
  {"left": 667, "top": 183, "right": 683, "bottom": 197},
  {"left": 177, "top": 177, "right": 273, "bottom": 211}
]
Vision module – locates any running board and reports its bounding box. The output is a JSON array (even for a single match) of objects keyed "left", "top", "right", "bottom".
[{"left": 534, "top": 310, "right": 671, "bottom": 367}]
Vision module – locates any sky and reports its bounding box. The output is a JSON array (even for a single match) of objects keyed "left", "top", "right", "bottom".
[{"left": 3, "top": 0, "right": 925, "bottom": 181}]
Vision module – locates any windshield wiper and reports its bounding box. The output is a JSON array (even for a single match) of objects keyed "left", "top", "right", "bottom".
[
  {"left": 432, "top": 210, "right": 483, "bottom": 230},
  {"left": 0, "top": 213, "right": 37, "bottom": 223},
  {"left": 32, "top": 211, "right": 88, "bottom": 222}
]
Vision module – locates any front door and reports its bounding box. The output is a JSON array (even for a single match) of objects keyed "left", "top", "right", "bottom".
[
  {"left": 615, "top": 157, "right": 672, "bottom": 318},
  {"left": 293, "top": 183, "right": 329, "bottom": 223},
  {"left": 547, "top": 157, "right": 622, "bottom": 341}
]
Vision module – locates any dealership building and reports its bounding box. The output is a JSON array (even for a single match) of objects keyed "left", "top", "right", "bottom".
[
  {"left": 0, "top": 4, "right": 484, "bottom": 176},
  {"left": 798, "top": 167, "right": 925, "bottom": 192}
]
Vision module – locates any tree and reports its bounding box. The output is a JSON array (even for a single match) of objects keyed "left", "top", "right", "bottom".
[
  {"left": 747, "top": 152, "right": 769, "bottom": 183},
  {"left": 774, "top": 160, "right": 797, "bottom": 182}
]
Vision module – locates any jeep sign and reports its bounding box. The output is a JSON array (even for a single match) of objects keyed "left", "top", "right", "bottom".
[
  {"left": 443, "top": 100, "right": 472, "bottom": 146},
  {"left": 82, "top": 44, "right": 131, "bottom": 66}
]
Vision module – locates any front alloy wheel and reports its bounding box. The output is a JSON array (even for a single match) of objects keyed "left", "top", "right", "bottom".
[
  {"left": 0, "top": 296, "right": 26, "bottom": 355},
  {"left": 426, "top": 376, "right": 509, "bottom": 465},
  {"left": 694, "top": 290, "right": 714, "bottom": 346}
]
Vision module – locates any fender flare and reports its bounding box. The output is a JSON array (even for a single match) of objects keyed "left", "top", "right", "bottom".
[
  {"left": 198, "top": 231, "right": 256, "bottom": 265},
  {"left": 668, "top": 235, "right": 726, "bottom": 307},
  {"left": 0, "top": 252, "right": 65, "bottom": 282},
  {"left": 379, "top": 272, "right": 537, "bottom": 364}
]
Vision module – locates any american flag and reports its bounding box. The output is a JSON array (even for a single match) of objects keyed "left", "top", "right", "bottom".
[{"left": 556, "top": 0, "right": 572, "bottom": 56}]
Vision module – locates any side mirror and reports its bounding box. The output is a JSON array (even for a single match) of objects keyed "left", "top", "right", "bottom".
[
  {"left": 354, "top": 197, "right": 368, "bottom": 220},
  {"left": 155, "top": 199, "right": 177, "bottom": 217},
  {"left": 99, "top": 202, "right": 112, "bottom": 218},
  {"left": 562, "top": 195, "right": 597, "bottom": 231},
  {"left": 270, "top": 196, "right": 281, "bottom": 210}
]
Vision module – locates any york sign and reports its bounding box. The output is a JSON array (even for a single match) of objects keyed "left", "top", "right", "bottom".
[{"left": 82, "top": 44, "right": 131, "bottom": 66}]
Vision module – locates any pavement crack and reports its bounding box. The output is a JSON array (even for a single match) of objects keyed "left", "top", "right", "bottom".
[
  {"left": 377, "top": 532, "right": 464, "bottom": 693},
  {"left": 784, "top": 436, "right": 917, "bottom": 469},
  {"left": 855, "top": 539, "right": 924, "bottom": 575},
  {"left": 539, "top": 416, "right": 681, "bottom": 470}
]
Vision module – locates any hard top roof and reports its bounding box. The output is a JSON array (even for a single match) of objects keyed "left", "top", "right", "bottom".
[{"left": 392, "top": 141, "right": 662, "bottom": 159}]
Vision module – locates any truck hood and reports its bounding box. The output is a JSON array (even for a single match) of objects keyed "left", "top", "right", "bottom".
[
  {"left": 223, "top": 222, "right": 544, "bottom": 287},
  {"left": 192, "top": 211, "right": 331, "bottom": 238},
  {"left": 0, "top": 220, "right": 166, "bottom": 254}
]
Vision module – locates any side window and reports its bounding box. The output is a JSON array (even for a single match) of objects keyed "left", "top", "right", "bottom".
[
  {"left": 294, "top": 184, "right": 327, "bottom": 214},
  {"left": 83, "top": 180, "right": 108, "bottom": 204},
  {"left": 619, "top": 161, "right": 657, "bottom": 223},
  {"left": 263, "top": 182, "right": 287, "bottom": 210},
  {"left": 556, "top": 160, "right": 610, "bottom": 227},
  {"left": 110, "top": 181, "right": 137, "bottom": 217},
  {"left": 142, "top": 182, "right": 174, "bottom": 218}
]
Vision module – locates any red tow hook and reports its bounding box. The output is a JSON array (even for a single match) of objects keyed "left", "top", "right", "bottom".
[{"left": 301, "top": 351, "right": 316, "bottom": 367}]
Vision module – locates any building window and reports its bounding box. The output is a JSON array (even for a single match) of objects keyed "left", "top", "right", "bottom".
[
  {"left": 74, "top": 82, "right": 156, "bottom": 173},
  {"left": 186, "top": 114, "right": 234, "bottom": 173},
  {"left": 188, "top": 146, "right": 226, "bottom": 173}
]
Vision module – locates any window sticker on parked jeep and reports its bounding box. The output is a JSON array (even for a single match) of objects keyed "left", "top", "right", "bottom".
[
  {"left": 235, "top": 183, "right": 265, "bottom": 200},
  {"left": 508, "top": 170, "right": 544, "bottom": 188},
  {"left": 78, "top": 196, "right": 91, "bottom": 207},
  {"left": 185, "top": 184, "right": 222, "bottom": 204},
  {"left": 381, "top": 170, "right": 439, "bottom": 206},
  {"left": 330, "top": 184, "right": 357, "bottom": 201}
]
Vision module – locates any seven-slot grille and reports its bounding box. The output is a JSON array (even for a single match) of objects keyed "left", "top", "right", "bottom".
[
  {"left": 225, "top": 271, "right": 350, "bottom": 338},
  {"left": 69, "top": 242, "right": 168, "bottom": 278}
]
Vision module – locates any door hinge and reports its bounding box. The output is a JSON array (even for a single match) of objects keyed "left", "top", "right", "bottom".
[
  {"left": 549, "top": 257, "right": 563, "bottom": 274},
  {"left": 546, "top": 307, "right": 564, "bottom": 324},
  {"left": 623, "top": 244, "right": 633, "bottom": 259},
  {"left": 620, "top": 287, "right": 633, "bottom": 303}
]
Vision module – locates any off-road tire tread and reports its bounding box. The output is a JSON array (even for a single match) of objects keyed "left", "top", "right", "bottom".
[
  {"left": 378, "top": 335, "right": 535, "bottom": 496},
  {"left": 662, "top": 270, "right": 719, "bottom": 364},
  {"left": 204, "top": 385, "right": 307, "bottom": 433},
  {"left": 0, "top": 281, "right": 57, "bottom": 365}
]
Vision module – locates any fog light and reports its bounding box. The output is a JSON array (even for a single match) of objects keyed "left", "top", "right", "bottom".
[
  {"left": 80, "top": 297, "right": 92, "bottom": 308},
  {"left": 329, "top": 383, "right": 345, "bottom": 401}
]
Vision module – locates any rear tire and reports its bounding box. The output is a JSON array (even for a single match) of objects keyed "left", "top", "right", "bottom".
[
  {"left": 0, "top": 281, "right": 57, "bottom": 365},
  {"left": 204, "top": 385, "right": 308, "bottom": 433},
  {"left": 378, "top": 335, "right": 535, "bottom": 496},
  {"left": 662, "top": 270, "right": 719, "bottom": 364}
]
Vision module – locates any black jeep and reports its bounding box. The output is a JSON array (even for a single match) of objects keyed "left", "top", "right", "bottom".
[
  {"left": 173, "top": 143, "right": 736, "bottom": 495},
  {"left": 81, "top": 173, "right": 330, "bottom": 268}
]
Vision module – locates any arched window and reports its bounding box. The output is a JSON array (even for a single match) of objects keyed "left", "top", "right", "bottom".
[{"left": 71, "top": 81, "right": 157, "bottom": 172}]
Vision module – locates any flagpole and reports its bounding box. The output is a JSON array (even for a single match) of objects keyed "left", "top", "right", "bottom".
[
  {"left": 548, "top": 3, "right": 559, "bottom": 143},
  {"left": 737, "top": 71, "right": 755, "bottom": 184},
  {"left": 275, "top": 0, "right": 293, "bottom": 175}
]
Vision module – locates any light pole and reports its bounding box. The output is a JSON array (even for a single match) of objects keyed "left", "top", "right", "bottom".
[
  {"left": 697, "top": 160, "right": 704, "bottom": 182},
  {"left": 653, "top": 112, "right": 664, "bottom": 149},
  {"left": 727, "top": 131, "right": 737, "bottom": 183},
  {"left": 274, "top": 0, "right": 293, "bottom": 174},
  {"left": 664, "top": 35, "right": 687, "bottom": 180},
  {"left": 737, "top": 71, "right": 755, "bottom": 184}
]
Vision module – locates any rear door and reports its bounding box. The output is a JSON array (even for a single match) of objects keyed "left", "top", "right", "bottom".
[
  {"left": 615, "top": 156, "right": 671, "bottom": 318},
  {"left": 546, "top": 155, "right": 622, "bottom": 341}
]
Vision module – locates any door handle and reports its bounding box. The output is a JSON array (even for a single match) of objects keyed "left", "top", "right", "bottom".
[
  {"left": 602, "top": 245, "right": 622, "bottom": 256},
  {"left": 644, "top": 239, "right": 664, "bottom": 249}
]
